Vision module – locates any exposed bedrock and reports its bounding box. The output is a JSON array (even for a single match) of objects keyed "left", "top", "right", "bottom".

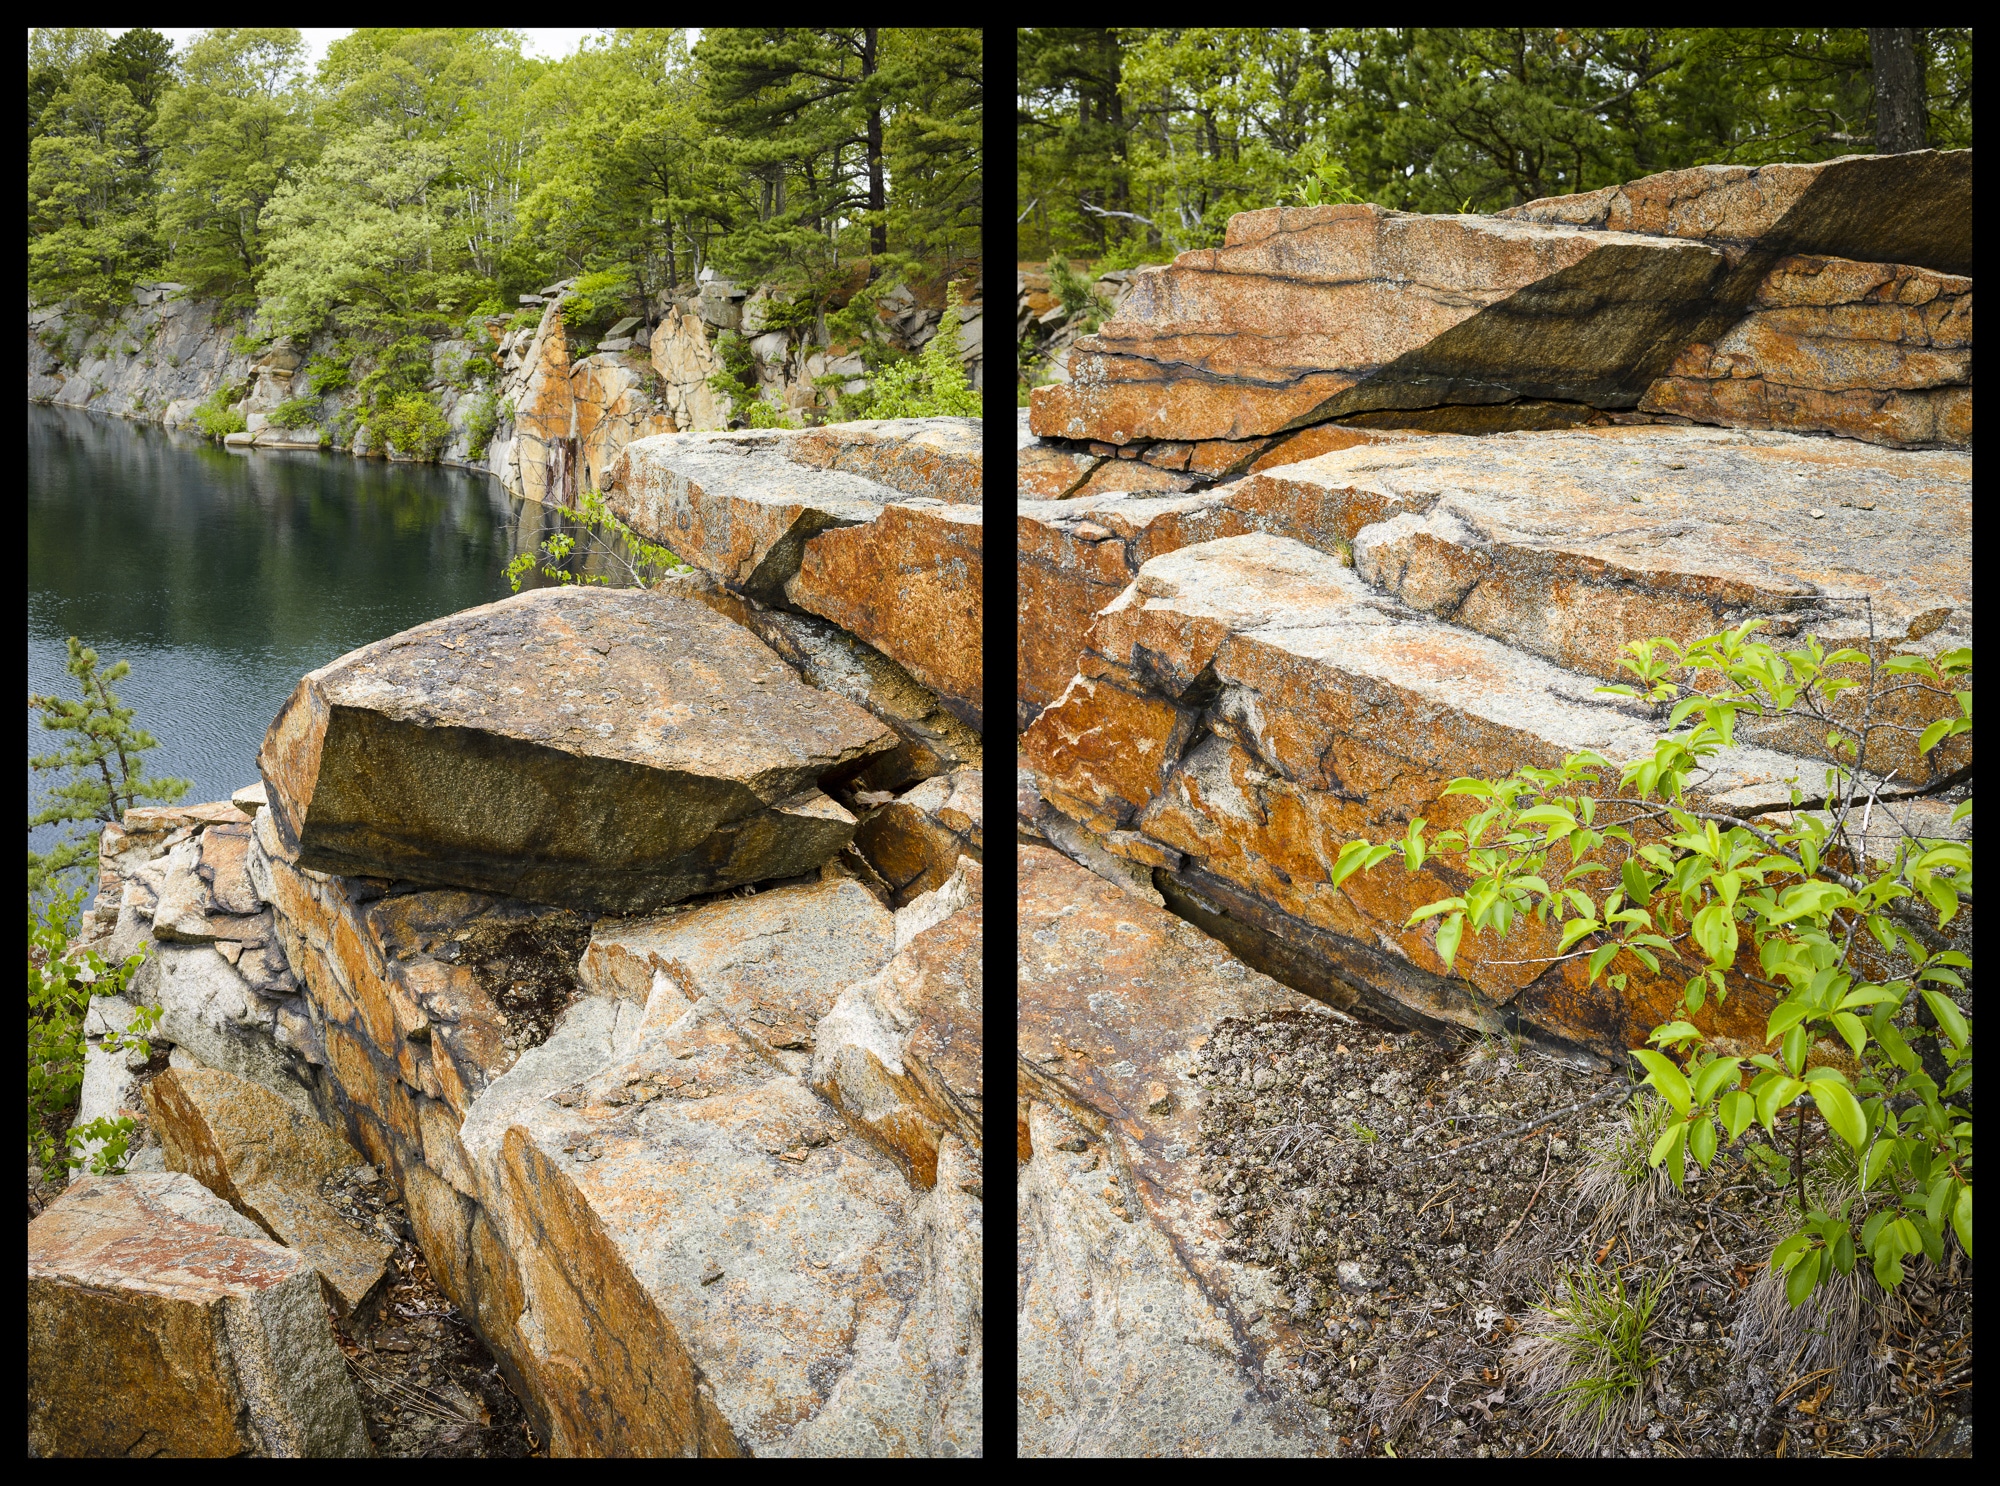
[
  {"left": 606, "top": 419, "right": 984, "bottom": 731},
  {"left": 1022, "top": 533, "right": 1854, "bottom": 1059},
  {"left": 1016, "top": 844, "right": 1337, "bottom": 1457},
  {"left": 258, "top": 584, "right": 894, "bottom": 912}
]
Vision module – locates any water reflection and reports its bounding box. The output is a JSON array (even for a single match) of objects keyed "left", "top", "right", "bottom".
[{"left": 27, "top": 404, "right": 627, "bottom": 878}]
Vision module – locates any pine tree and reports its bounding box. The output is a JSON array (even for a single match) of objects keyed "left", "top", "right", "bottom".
[{"left": 28, "top": 638, "right": 191, "bottom": 897}]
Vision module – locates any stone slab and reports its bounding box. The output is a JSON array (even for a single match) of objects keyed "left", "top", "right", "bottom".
[
  {"left": 786, "top": 500, "right": 984, "bottom": 733},
  {"left": 143, "top": 1065, "right": 394, "bottom": 1318},
  {"left": 1638, "top": 254, "right": 1971, "bottom": 448},
  {"left": 1023, "top": 534, "right": 1835, "bottom": 1057},
  {"left": 852, "top": 769, "right": 983, "bottom": 906},
  {"left": 258, "top": 585, "right": 892, "bottom": 911},
  {"left": 1015, "top": 845, "right": 1333, "bottom": 1456},
  {"left": 1030, "top": 203, "right": 1727, "bottom": 444},
  {"left": 28, "top": 1171, "right": 371, "bottom": 1457},
  {"left": 1498, "top": 149, "right": 1973, "bottom": 278},
  {"left": 812, "top": 858, "right": 983, "bottom": 1187}
]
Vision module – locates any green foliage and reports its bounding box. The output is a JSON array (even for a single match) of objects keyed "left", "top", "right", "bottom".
[
  {"left": 1020, "top": 28, "right": 1978, "bottom": 260},
  {"left": 865, "top": 291, "right": 981, "bottom": 419},
  {"left": 266, "top": 395, "right": 320, "bottom": 431},
  {"left": 371, "top": 390, "right": 451, "bottom": 461},
  {"left": 28, "top": 71, "right": 159, "bottom": 310},
  {"left": 1532, "top": 1265, "right": 1666, "bottom": 1438},
  {"left": 305, "top": 350, "right": 353, "bottom": 396},
  {"left": 25, "top": 637, "right": 178, "bottom": 1180},
  {"left": 231, "top": 328, "right": 272, "bottom": 357},
  {"left": 28, "top": 884, "right": 159, "bottom": 1182},
  {"left": 190, "top": 382, "right": 248, "bottom": 440},
  {"left": 464, "top": 387, "right": 502, "bottom": 462},
  {"left": 505, "top": 487, "right": 686, "bottom": 592},
  {"left": 1335, "top": 623, "right": 1973, "bottom": 1309},
  {"left": 739, "top": 397, "right": 795, "bottom": 429},
  {"left": 29, "top": 639, "right": 193, "bottom": 896},
  {"left": 1046, "top": 255, "right": 1112, "bottom": 334},
  {"left": 560, "top": 269, "right": 637, "bottom": 338}
]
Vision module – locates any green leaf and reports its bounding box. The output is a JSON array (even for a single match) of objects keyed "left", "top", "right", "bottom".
[
  {"left": 1719, "top": 1090, "right": 1754, "bottom": 1143},
  {"left": 1692, "top": 1057, "right": 1744, "bottom": 1105},
  {"left": 1765, "top": 998, "right": 1813, "bottom": 1042},
  {"left": 1873, "top": 1245, "right": 1905, "bottom": 1290},
  {"left": 1831, "top": 1012, "right": 1868, "bottom": 1059},
  {"left": 1404, "top": 896, "right": 1466, "bottom": 927},
  {"left": 1329, "top": 840, "right": 1379, "bottom": 891},
  {"left": 1692, "top": 900, "right": 1738, "bottom": 968},
  {"left": 1918, "top": 990, "right": 1970, "bottom": 1051},
  {"left": 1632, "top": 1050, "right": 1692, "bottom": 1116},
  {"left": 1861, "top": 1138, "right": 1898, "bottom": 1193},
  {"left": 1556, "top": 917, "right": 1600, "bottom": 954},
  {"left": 1441, "top": 777, "right": 1495, "bottom": 799},
  {"left": 1434, "top": 912, "right": 1464, "bottom": 972},
  {"left": 1586, "top": 941, "right": 1620, "bottom": 983},
  {"left": 1952, "top": 1185, "right": 1972, "bottom": 1257},
  {"left": 1918, "top": 716, "right": 1962, "bottom": 756},
  {"left": 1813, "top": 1081, "right": 1867, "bottom": 1156},
  {"left": 1655, "top": 1122, "right": 1688, "bottom": 1189},
  {"left": 1757, "top": 1076, "right": 1806, "bottom": 1131},
  {"left": 1688, "top": 1113, "right": 1718, "bottom": 1169},
  {"left": 1786, "top": 1248, "right": 1820, "bottom": 1306}
]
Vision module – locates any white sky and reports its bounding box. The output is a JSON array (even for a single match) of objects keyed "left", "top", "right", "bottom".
[{"left": 113, "top": 28, "right": 612, "bottom": 71}]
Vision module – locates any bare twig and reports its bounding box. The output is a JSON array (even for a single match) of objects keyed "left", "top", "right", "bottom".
[
  {"left": 1495, "top": 1137, "right": 1557, "bottom": 1250},
  {"left": 1079, "top": 200, "right": 1162, "bottom": 227},
  {"left": 1409, "top": 1081, "right": 1636, "bottom": 1166},
  {"left": 1017, "top": 197, "right": 1040, "bottom": 224}
]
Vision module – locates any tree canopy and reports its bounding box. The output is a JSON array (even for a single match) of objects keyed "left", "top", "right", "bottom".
[
  {"left": 1018, "top": 27, "right": 1973, "bottom": 264},
  {"left": 27, "top": 27, "right": 982, "bottom": 331}
]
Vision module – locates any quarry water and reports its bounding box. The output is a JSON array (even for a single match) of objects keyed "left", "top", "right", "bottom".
[{"left": 27, "top": 404, "right": 592, "bottom": 887}]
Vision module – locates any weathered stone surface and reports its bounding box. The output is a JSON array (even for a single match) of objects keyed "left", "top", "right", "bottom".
[
  {"left": 607, "top": 425, "right": 985, "bottom": 732},
  {"left": 1016, "top": 845, "right": 1334, "bottom": 1457},
  {"left": 258, "top": 585, "right": 892, "bottom": 911},
  {"left": 144, "top": 1065, "right": 394, "bottom": 1318},
  {"left": 509, "top": 300, "right": 576, "bottom": 508},
  {"left": 129, "top": 941, "right": 327, "bottom": 1122},
  {"left": 577, "top": 871, "right": 897, "bottom": 1076},
  {"left": 232, "top": 779, "right": 268, "bottom": 817},
  {"left": 570, "top": 351, "right": 677, "bottom": 493},
  {"left": 28, "top": 1171, "right": 372, "bottom": 1457},
  {"left": 1023, "top": 534, "right": 1833, "bottom": 1056},
  {"left": 1029, "top": 203, "right": 1727, "bottom": 444},
  {"left": 1498, "top": 149, "right": 1973, "bottom": 278},
  {"left": 674, "top": 573, "right": 982, "bottom": 796},
  {"left": 787, "top": 500, "right": 984, "bottom": 732},
  {"left": 252, "top": 808, "right": 584, "bottom": 1134},
  {"left": 649, "top": 302, "right": 734, "bottom": 432},
  {"left": 852, "top": 769, "right": 983, "bottom": 906},
  {"left": 1018, "top": 441, "right": 1103, "bottom": 498},
  {"left": 812, "top": 858, "right": 982, "bottom": 1187},
  {"left": 457, "top": 985, "right": 980, "bottom": 1454},
  {"left": 781, "top": 417, "right": 982, "bottom": 505},
  {"left": 1637, "top": 255, "right": 1971, "bottom": 448},
  {"left": 1332, "top": 426, "right": 1970, "bottom": 775}
]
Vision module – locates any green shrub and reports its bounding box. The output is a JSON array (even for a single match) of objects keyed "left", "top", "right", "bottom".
[
  {"left": 509, "top": 307, "right": 542, "bottom": 333},
  {"left": 28, "top": 639, "right": 184, "bottom": 1181},
  {"left": 372, "top": 390, "right": 450, "bottom": 461},
  {"left": 506, "top": 486, "right": 685, "bottom": 592},
  {"left": 561, "top": 269, "right": 634, "bottom": 337},
  {"left": 1046, "top": 255, "right": 1112, "bottom": 335},
  {"left": 741, "top": 397, "right": 794, "bottom": 429},
  {"left": 707, "top": 330, "right": 759, "bottom": 406},
  {"left": 266, "top": 396, "right": 320, "bottom": 431},
  {"left": 464, "top": 387, "right": 502, "bottom": 462},
  {"left": 1335, "top": 624, "right": 1974, "bottom": 1309},
  {"left": 190, "top": 383, "right": 247, "bottom": 440},
  {"left": 230, "top": 328, "right": 271, "bottom": 358},
  {"left": 305, "top": 352, "right": 352, "bottom": 396},
  {"left": 864, "top": 291, "right": 981, "bottom": 420}
]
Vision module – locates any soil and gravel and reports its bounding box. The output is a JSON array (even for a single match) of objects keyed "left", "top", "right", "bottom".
[
  {"left": 318, "top": 1162, "right": 544, "bottom": 1457},
  {"left": 1192, "top": 1009, "right": 1973, "bottom": 1458}
]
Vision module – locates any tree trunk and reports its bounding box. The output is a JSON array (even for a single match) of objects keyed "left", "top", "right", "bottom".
[
  {"left": 863, "top": 27, "right": 886, "bottom": 257},
  {"left": 1869, "top": 28, "right": 1929, "bottom": 153}
]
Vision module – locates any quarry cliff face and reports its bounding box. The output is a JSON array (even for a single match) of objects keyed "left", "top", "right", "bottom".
[
  {"left": 28, "top": 272, "right": 986, "bottom": 512},
  {"left": 32, "top": 416, "right": 987, "bottom": 1458},
  {"left": 1014, "top": 151, "right": 1972, "bottom": 1457}
]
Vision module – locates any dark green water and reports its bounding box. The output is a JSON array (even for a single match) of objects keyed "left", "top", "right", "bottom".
[{"left": 27, "top": 404, "right": 590, "bottom": 879}]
